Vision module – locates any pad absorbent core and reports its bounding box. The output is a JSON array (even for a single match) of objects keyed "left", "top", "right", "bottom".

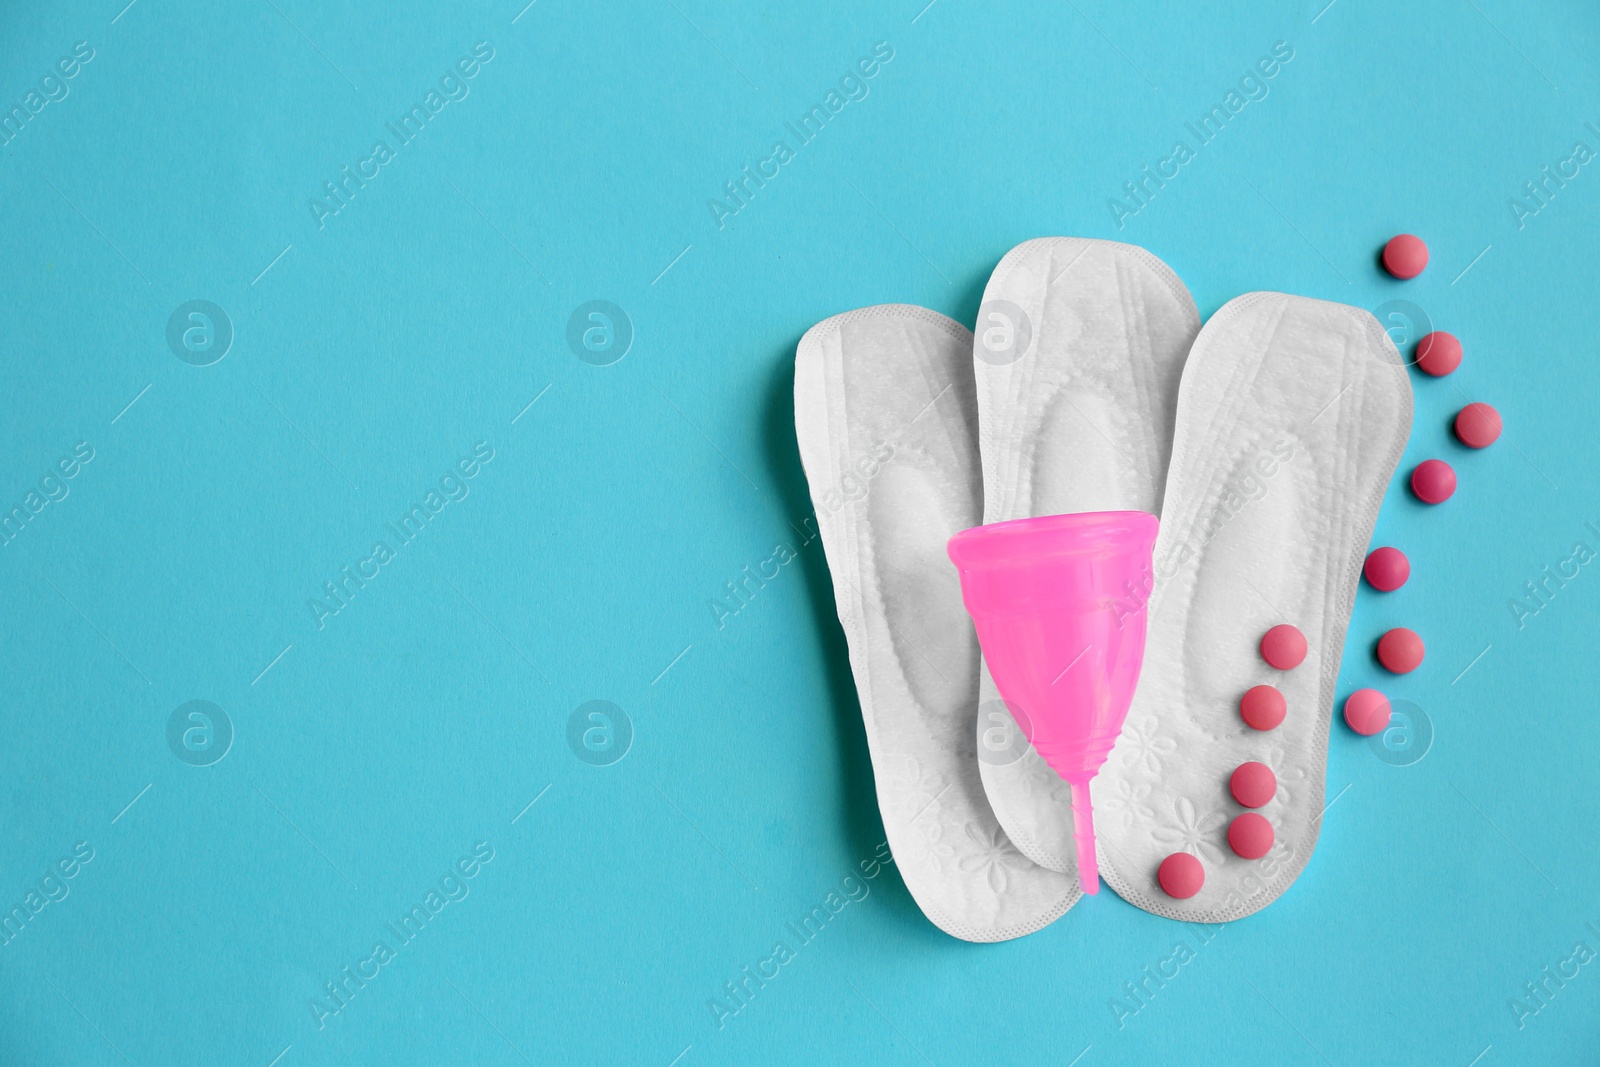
[
  {"left": 970, "top": 238, "right": 1200, "bottom": 876},
  {"left": 1095, "top": 292, "right": 1412, "bottom": 921},
  {"left": 795, "top": 304, "right": 1078, "bottom": 941}
]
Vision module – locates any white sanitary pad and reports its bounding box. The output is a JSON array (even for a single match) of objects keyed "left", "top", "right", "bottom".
[
  {"left": 1096, "top": 292, "right": 1412, "bottom": 920},
  {"left": 795, "top": 305, "right": 1079, "bottom": 941},
  {"left": 971, "top": 238, "right": 1199, "bottom": 875}
]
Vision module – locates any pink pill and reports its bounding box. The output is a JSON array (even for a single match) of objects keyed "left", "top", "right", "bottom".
[
  {"left": 1230, "top": 762, "right": 1277, "bottom": 808},
  {"left": 1228, "top": 813, "right": 1274, "bottom": 860},
  {"left": 1455, "top": 403, "right": 1502, "bottom": 449},
  {"left": 1378, "top": 627, "right": 1424, "bottom": 673},
  {"left": 1344, "top": 688, "right": 1392, "bottom": 735},
  {"left": 1364, "top": 546, "right": 1410, "bottom": 591},
  {"left": 1158, "top": 852, "right": 1205, "bottom": 899},
  {"left": 1383, "top": 234, "right": 1428, "bottom": 279},
  {"left": 1240, "top": 684, "right": 1287, "bottom": 731},
  {"left": 1260, "top": 624, "right": 1307, "bottom": 670},
  {"left": 1415, "top": 331, "right": 1462, "bottom": 376},
  {"left": 1411, "top": 459, "right": 1456, "bottom": 504}
]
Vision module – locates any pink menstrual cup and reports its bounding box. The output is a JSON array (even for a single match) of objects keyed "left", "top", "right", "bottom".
[{"left": 947, "top": 511, "right": 1159, "bottom": 895}]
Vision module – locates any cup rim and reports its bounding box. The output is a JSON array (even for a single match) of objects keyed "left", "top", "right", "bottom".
[{"left": 947, "top": 510, "right": 1158, "bottom": 567}]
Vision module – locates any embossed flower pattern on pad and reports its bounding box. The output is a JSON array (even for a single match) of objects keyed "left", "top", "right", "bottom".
[
  {"left": 958, "top": 822, "right": 1033, "bottom": 894},
  {"left": 883, "top": 754, "right": 946, "bottom": 825},
  {"left": 1152, "top": 796, "right": 1226, "bottom": 865},
  {"left": 899, "top": 814, "right": 956, "bottom": 875},
  {"left": 1121, "top": 719, "right": 1177, "bottom": 776},
  {"left": 1266, "top": 744, "right": 1307, "bottom": 807},
  {"left": 1102, "top": 776, "right": 1155, "bottom": 831},
  {"left": 1012, "top": 756, "right": 1071, "bottom": 808}
]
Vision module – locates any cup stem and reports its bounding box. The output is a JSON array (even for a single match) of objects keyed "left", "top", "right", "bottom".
[{"left": 1070, "top": 780, "right": 1098, "bottom": 895}]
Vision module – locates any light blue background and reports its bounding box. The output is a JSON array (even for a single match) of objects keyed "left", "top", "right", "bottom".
[{"left": 2, "top": 0, "right": 1598, "bottom": 1063}]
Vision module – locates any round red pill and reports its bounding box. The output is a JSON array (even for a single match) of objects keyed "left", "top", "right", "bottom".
[
  {"left": 1343, "top": 688, "right": 1392, "bottom": 735},
  {"left": 1411, "top": 459, "right": 1456, "bottom": 504},
  {"left": 1228, "top": 813, "right": 1274, "bottom": 859},
  {"left": 1415, "top": 331, "right": 1462, "bottom": 376},
  {"left": 1260, "top": 624, "right": 1307, "bottom": 670},
  {"left": 1382, "top": 234, "right": 1428, "bottom": 279},
  {"left": 1455, "top": 403, "right": 1502, "bottom": 449},
  {"left": 1364, "top": 546, "right": 1410, "bottom": 591},
  {"left": 1158, "top": 852, "right": 1205, "bottom": 899},
  {"left": 1240, "top": 684, "right": 1287, "bottom": 731},
  {"left": 1230, "top": 762, "right": 1277, "bottom": 808},
  {"left": 1377, "top": 627, "right": 1425, "bottom": 674}
]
